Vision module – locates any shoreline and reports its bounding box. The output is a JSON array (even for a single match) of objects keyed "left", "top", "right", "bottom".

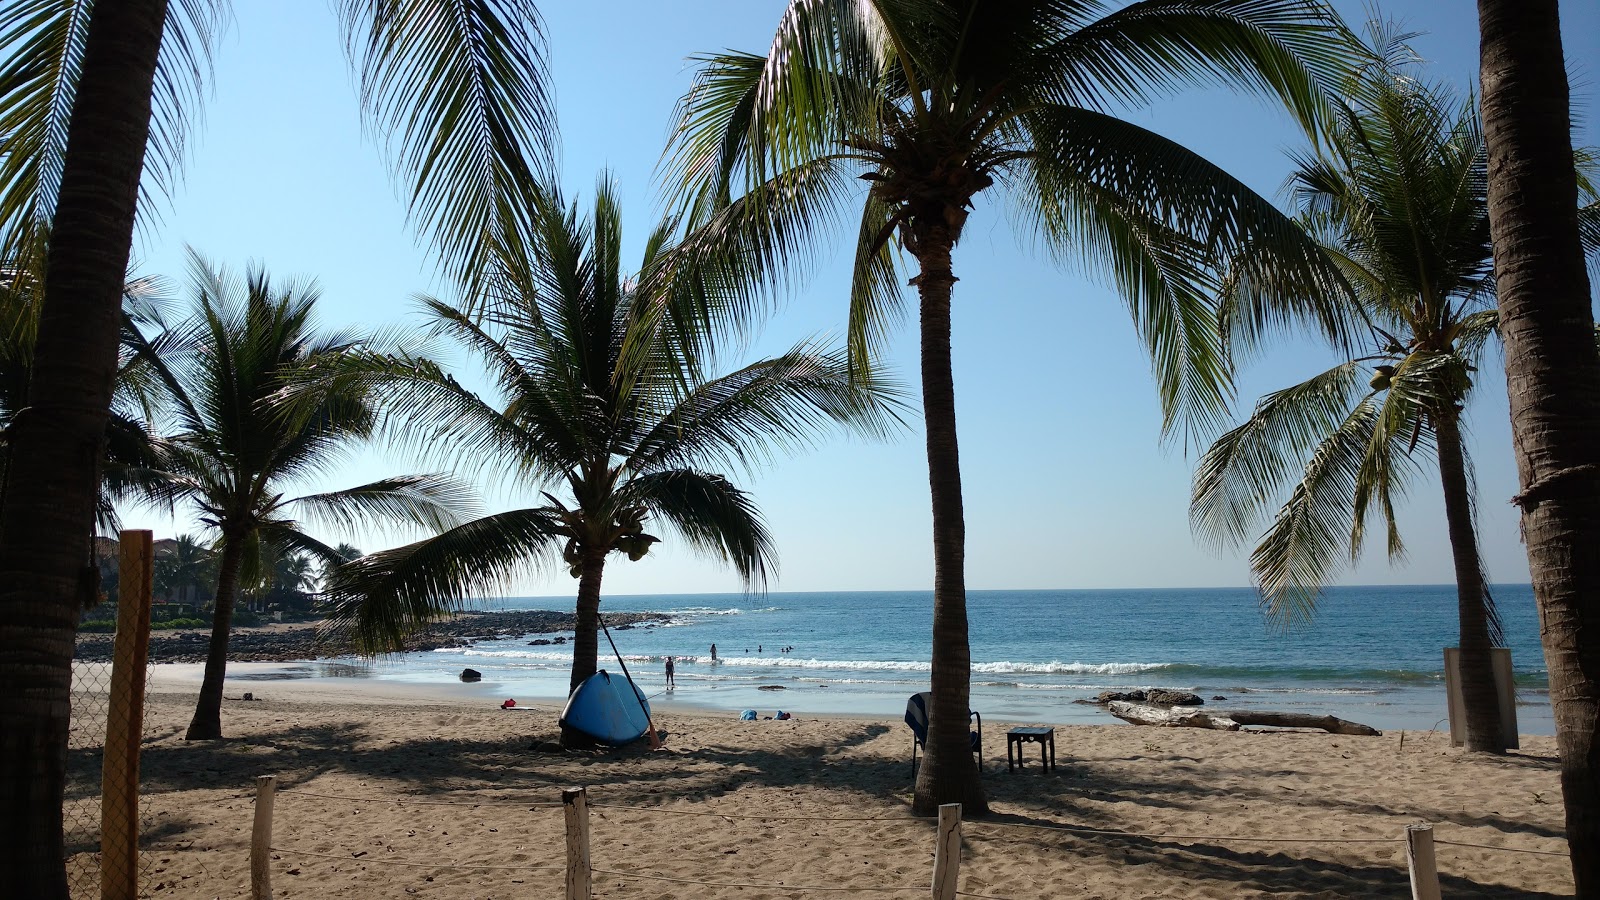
[{"left": 72, "top": 608, "right": 669, "bottom": 664}]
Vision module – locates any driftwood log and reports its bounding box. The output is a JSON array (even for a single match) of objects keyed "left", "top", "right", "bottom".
[{"left": 1107, "top": 701, "right": 1382, "bottom": 736}]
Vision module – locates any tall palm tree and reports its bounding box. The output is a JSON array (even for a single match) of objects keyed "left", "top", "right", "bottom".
[
  {"left": 316, "top": 176, "right": 904, "bottom": 747},
  {"left": 135, "top": 254, "right": 472, "bottom": 741},
  {"left": 1192, "top": 36, "right": 1599, "bottom": 753},
  {"left": 1478, "top": 0, "right": 1600, "bottom": 886},
  {"left": 0, "top": 2, "right": 552, "bottom": 888},
  {"left": 662, "top": 0, "right": 1355, "bottom": 814}
]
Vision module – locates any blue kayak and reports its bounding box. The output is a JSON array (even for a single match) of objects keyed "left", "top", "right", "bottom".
[{"left": 558, "top": 670, "right": 651, "bottom": 745}]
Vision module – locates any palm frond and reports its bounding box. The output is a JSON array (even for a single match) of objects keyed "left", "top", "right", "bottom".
[
  {"left": 615, "top": 469, "right": 774, "bottom": 590},
  {"left": 1025, "top": 103, "right": 1353, "bottom": 356},
  {"left": 1030, "top": 0, "right": 1355, "bottom": 138},
  {"left": 0, "top": 0, "right": 227, "bottom": 263},
  {"left": 1251, "top": 396, "right": 1381, "bottom": 630},
  {"left": 319, "top": 507, "right": 565, "bottom": 654},
  {"left": 337, "top": 0, "right": 555, "bottom": 299},
  {"left": 627, "top": 339, "right": 910, "bottom": 477},
  {"left": 1191, "top": 360, "right": 1367, "bottom": 550},
  {"left": 285, "top": 473, "right": 478, "bottom": 535}
]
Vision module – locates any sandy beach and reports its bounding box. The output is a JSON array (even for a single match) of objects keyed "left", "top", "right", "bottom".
[{"left": 70, "top": 670, "right": 1575, "bottom": 899}]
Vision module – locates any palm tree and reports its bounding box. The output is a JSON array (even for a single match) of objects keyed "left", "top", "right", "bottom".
[
  {"left": 662, "top": 0, "right": 1355, "bottom": 814},
  {"left": 135, "top": 254, "right": 472, "bottom": 741},
  {"left": 0, "top": 2, "right": 552, "bottom": 887},
  {"left": 1192, "top": 36, "right": 1598, "bottom": 753},
  {"left": 0, "top": 263, "right": 180, "bottom": 563},
  {"left": 316, "top": 176, "right": 904, "bottom": 747},
  {"left": 153, "top": 534, "right": 215, "bottom": 609},
  {"left": 1478, "top": 0, "right": 1600, "bottom": 885}
]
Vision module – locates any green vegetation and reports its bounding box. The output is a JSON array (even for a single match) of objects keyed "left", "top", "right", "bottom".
[
  {"left": 663, "top": 0, "right": 1354, "bottom": 814},
  {"left": 129, "top": 253, "right": 472, "bottom": 741},
  {"left": 315, "top": 175, "right": 903, "bottom": 747}
]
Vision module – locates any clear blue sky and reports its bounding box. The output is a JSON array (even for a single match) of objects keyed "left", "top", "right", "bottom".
[{"left": 121, "top": 1, "right": 1600, "bottom": 597}]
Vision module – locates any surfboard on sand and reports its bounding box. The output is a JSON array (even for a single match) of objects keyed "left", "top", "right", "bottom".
[{"left": 558, "top": 670, "right": 652, "bottom": 745}]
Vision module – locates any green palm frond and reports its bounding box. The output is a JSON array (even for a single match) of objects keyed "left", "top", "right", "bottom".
[
  {"left": 1192, "top": 28, "right": 1574, "bottom": 637},
  {"left": 846, "top": 190, "right": 909, "bottom": 383},
  {"left": 615, "top": 469, "right": 774, "bottom": 590},
  {"left": 1251, "top": 395, "right": 1380, "bottom": 629},
  {"left": 0, "top": 0, "right": 228, "bottom": 263},
  {"left": 1451, "top": 309, "right": 1499, "bottom": 368},
  {"left": 1030, "top": 0, "right": 1353, "bottom": 136},
  {"left": 1191, "top": 360, "right": 1367, "bottom": 550},
  {"left": 320, "top": 507, "right": 566, "bottom": 653},
  {"left": 285, "top": 474, "right": 478, "bottom": 535},
  {"left": 629, "top": 338, "right": 910, "bottom": 476},
  {"left": 1024, "top": 161, "right": 1234, "bottom": 441},
  {"left": 336, "top": 0, "right": 554, "bottom": 299}
]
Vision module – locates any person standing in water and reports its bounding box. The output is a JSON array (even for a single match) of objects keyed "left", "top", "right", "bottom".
[
  {"left": 664, "top": 656, "right": 675, "bottom": 689},
  {"left": 710, "top": 643, "right": 717, "bottom": 662}
]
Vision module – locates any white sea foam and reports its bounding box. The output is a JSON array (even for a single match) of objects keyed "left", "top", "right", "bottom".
[{"left": 972, "top": 660, "right": 1168, "bottom": 676}]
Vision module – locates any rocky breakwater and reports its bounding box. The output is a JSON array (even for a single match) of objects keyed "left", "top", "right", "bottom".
[{"left": 74, "top": 609, "right": 670, "bottom": 664}]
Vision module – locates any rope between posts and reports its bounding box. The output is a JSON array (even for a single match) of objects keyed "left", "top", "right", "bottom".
[
  {"left": 276, "top": 790, "right": 1417, "bottom": 847},
  {"left": 967, "top": 820, "right": 1395, "bottom": 844},
  {"left": 270, "top": 846, "right": 565, "bottom": 871},
  {"left": 589, "top": 802, "right": 932, "bottom": 823},
  {"left": 589, "top": 866, "right": 920, "bottom": 892},
  {"left": 1434, "top": 839, "right": 1570, "bottom": 858},
  {"left": 278, "top": 789, "right": 563, "bottom": 809}
]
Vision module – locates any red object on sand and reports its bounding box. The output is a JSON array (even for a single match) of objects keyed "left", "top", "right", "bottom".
[{"left": 502, "top": 699, "right": 516, "bottom": 709}]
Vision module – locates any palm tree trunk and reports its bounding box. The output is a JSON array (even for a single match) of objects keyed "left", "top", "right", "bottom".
[
  {"left": 908, "top": 222, "right": 988, "bottom": 817},
  {"left": 562, "top": 546, "right": 607, "bottom": 749},
  {"left": 0, "top": 0, "right": 169, "bottom": 893},
  {"left": 1433, "top": 410, "right": 1506, "bottom": 753},
  {"left": 185, "top": 535, "right": 248, "bottom": 740},
  {"left": 1478, "top": 0, "right": 1600, "bottom": 887}
]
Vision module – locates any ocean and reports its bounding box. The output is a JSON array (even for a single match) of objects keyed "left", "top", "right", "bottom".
[{"left": 258, "top": 584, "right": 1553, "bottom": 734}]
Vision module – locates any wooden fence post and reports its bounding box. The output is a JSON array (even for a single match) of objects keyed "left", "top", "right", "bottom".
[
  {"left": 101, "top": 529, "right": 153, "bottom": 900},
  {"left": 932, "top": 802, "right": 962, "bottom": 900},
  {"left": 1406, "top": 823, "right": 1441, "bottom": 900},
  {"left": 251, "top": 775, "right": 277, "bottom": 900},
  {"left": 564, "top": 787, "right": 592, "bottom": 900}
]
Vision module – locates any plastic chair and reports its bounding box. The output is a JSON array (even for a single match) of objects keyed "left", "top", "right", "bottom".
[{"left": 904, "top": 691, "right": 982, "bottom": 778}]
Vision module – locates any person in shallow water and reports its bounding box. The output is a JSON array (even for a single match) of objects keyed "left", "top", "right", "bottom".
[
  {"left": 710, "top": 643, "right": 717, "bottom": 661},
  {"left": 664, "top": 656, "right": 675, "bottom": 689}
]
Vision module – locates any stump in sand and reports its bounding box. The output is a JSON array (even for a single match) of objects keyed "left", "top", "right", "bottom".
[{"left": 1107, "top": 701, "right": 1381, "bottom": 736}]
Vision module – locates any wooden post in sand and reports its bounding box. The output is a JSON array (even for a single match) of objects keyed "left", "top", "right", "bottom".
[
  {"left": 1405, "top": 824, "right": 1441, "bottom": 900},
  {"left": 102, "top": 529, "right": 153, "bottom": 900},
  {"left": 931, "top": 803, "right": 961, "bottom": 900},
  {"left": 563, "top": 787, "right": 592, "bottom": 900},
  {"left": 251, "top": 775, "right": 277, "bottom": 899}
]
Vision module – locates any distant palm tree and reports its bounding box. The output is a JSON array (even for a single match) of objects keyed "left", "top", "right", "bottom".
[
  {"left": 136, "top": 254, "right": 473, "bottom": 741},
  {"left": 662, "top": 0, "right": 1354, "bottom": 814},
  {"left": 153, "top": 534, "right": 214, "bottom": 609},
  {"left": 1192, "top": 33, "right": 1599, "bottom": 753},
  {"left": 1478, "top": 0, "right": 1600, "bottom": 883},
  {"left": 0, "top": 2, "right": 552, "bottom": 886},
  {"left": 317, "top": 176, "right": 904, "bottom": 746}
]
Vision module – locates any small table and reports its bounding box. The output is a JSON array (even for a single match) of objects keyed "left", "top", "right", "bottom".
[{"left": 1007, "top": 726, "right": 1056, "bottom": 773}]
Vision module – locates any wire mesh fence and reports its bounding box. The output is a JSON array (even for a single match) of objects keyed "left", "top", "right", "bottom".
[{"left": 65, "top": 643, "right": 155, "bottom": 897}]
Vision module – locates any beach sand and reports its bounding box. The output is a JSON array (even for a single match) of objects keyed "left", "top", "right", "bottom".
[{"left": 96, "top": 673, "right": 1572, "bottom": 898}]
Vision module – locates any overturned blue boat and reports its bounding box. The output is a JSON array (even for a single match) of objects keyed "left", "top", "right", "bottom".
[{"left": 559, "top": 670, "right": 652, "bottom": 745}]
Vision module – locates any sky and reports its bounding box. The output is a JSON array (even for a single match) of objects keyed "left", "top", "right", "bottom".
[{"left": 120, "top": 1, "right": 1600, "bottom": 597}]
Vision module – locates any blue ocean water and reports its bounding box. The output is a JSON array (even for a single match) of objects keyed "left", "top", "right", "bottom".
[{"left": 288, "top": 584, "right": 1552, "bottom": 734}]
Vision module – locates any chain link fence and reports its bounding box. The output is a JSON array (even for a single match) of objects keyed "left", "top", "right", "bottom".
[{"left": 65, "top": 643, "right": 154, "bottom": 897}]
